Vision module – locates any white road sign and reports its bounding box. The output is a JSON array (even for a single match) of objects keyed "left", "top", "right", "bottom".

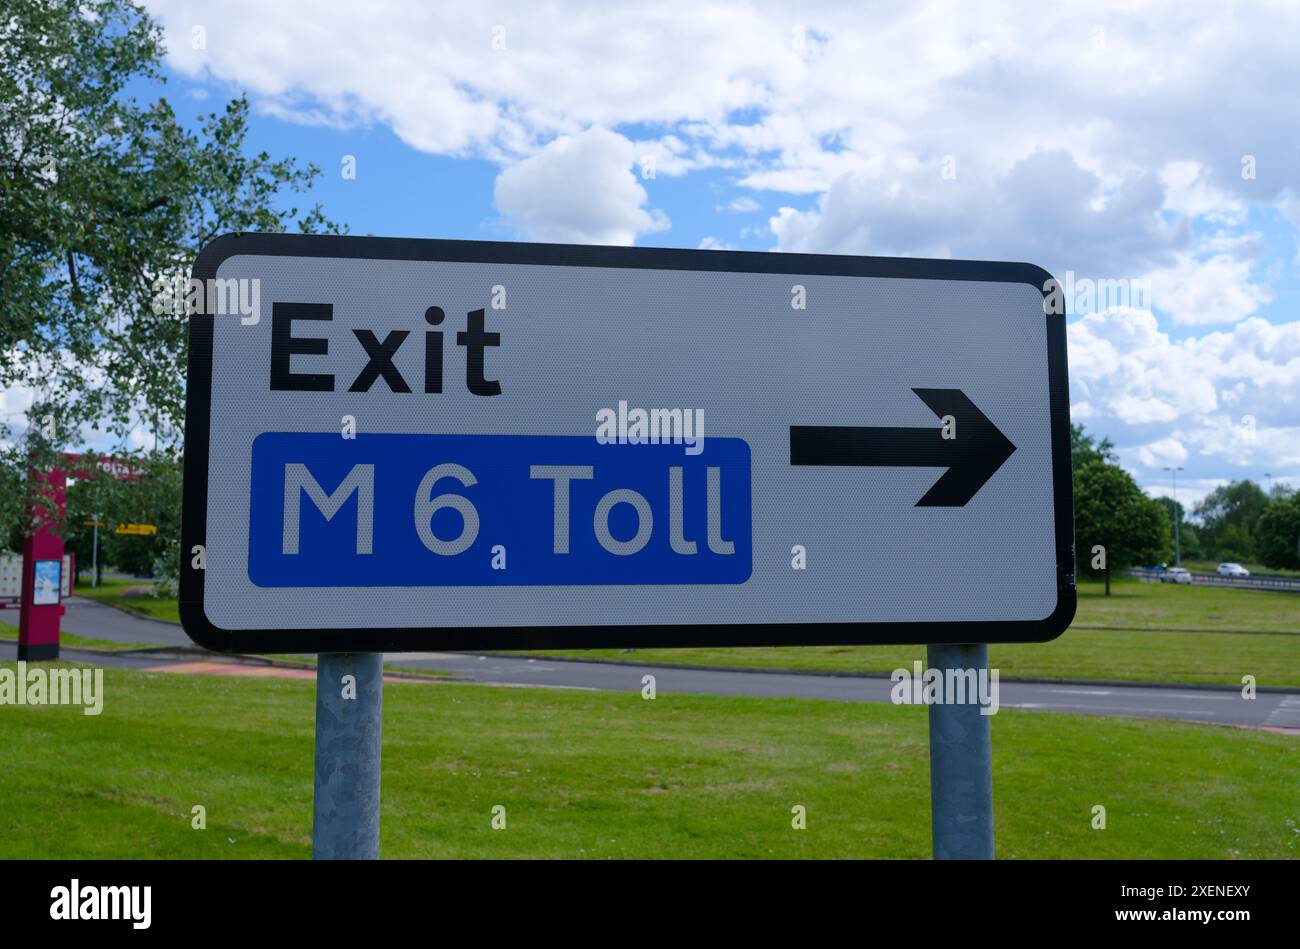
[{"left": 181, "top": 234, "right": 1074, "bottom": 652}]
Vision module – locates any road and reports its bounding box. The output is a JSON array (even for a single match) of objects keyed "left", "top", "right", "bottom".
[
  {"left": 8, "top": 596, "right": 1299, "bottom": 730},
  {"left": 1132, "top": 569, "right": 1300, "bottom": 593},
  {"left": 388, "top": 651, "right": 1300, "bottom": 729},
  {"left": 60, "top": 595, "right": 192, "bottom": 648}
]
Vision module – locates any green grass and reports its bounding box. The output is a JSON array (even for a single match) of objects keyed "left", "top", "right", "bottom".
[
  {"left": 75, "top": 576, "right": 179, "bottom": 624},
  {"left": 1073, "top": 578, "right": 1300, "bottom": 632},
  {"left": 0, "top": 621, "right": 155, "bottom": 652},
  {"left": 0, "top": 664, "right": 1294, "bottom": 859},
  {"left": 510, "top": 580, "right": 1300, "bottom": 687}
]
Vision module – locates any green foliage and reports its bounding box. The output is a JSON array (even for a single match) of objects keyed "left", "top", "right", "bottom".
[
  {"left": 1154, "top": 496, "right": 1201, "bottom": 560},
  {"left": 1254, "top": 494, "right": 1300, "bottom": 570},
  {"left": 1, "top": 0, "right": 338, "bottom": 535},
  {"left": 1073, "top": 459, "right": 1171, "bottom": 575},
  {"left": 62, "top": 453, "right": 181, "bottom": 580},
  {"left": 1070, "top": 423, "right": 1117, "bottom": 474},
  {"left": 1173, "top": 522, "right": 1202, "bottom": 560},
  {"left": 1193, "top": 480, "right": 1271, "bottom": 562}
]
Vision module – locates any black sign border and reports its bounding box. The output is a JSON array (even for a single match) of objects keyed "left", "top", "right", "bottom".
[{"left": 182, "top": 232, "right": 1075, "bottom": 653}]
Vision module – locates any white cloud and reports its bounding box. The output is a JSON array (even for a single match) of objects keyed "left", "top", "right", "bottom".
[
  {"left": 145, "top": 1, "right": 1300, "bottom": 217},
  {"left": 718, "top": 196, "right": 761, "bottom": 213},
  {"left": 768, "top": 149, "right": 1187, "bottom": 281},
  {"left": 493, "top": 128, "right": 668, "bottom": 245},
  {"left": 1145, "top": 251, "right": 1273, "bottom": 326},
  {"left": 1068, "top": 308, "right": 1300, "bottom": 491},
  {"left": 1137, "top": 437, "right": 1190, "bottom": 468},
  {"left": 1159, "top": 161, "right": 1244, "bottom": 223},
  {"left": 135, "top": 0, "right": 1300, "bottom": 486}
]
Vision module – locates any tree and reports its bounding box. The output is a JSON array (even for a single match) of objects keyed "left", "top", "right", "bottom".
[
  {"left": 1154, "top": 495, "right": 1200, "bottom": 561},
  {"left": 1174, "top": 522, "right": 1202, "bottom": 560},
  {"left": 1, "top": 0, "right": 338, "bottom": 546},
  {"left": 1071, "top": 423, "right": 1117, "bottom": 474},
  {"left": 1193, "top": 481, "right": 1271, "bottom": 562},
  {"left": 1074, "top": 460, "right": 1172, "bottom": 593},
  {"left": 1255, "top": 495, "right": 1300, "bottom": 570},
  {"left": 62, "top": 453, "right": 181, "bottom": 580}
]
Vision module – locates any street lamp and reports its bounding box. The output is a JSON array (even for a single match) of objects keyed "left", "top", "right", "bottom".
[{"left": 1164, "top": 466, "right": 1184, "bottom": 567}]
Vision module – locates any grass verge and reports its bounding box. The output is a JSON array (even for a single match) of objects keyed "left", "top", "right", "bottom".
[
  {"left": 0, "top": 621, "right": 155, "bottom": 652},
  {"left": 512, "top": 580, "right": 1300, "bottom": 687},
  {"left": 74, "top": 576, "right": 179, "bottom": 624},
  {"left": 0, "top": 663, "right": 1295, "bottom": 858}
]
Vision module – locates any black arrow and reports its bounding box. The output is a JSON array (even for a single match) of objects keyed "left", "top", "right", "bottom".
[{"left": 789, "top": 388, "right": 1016, "bottom": 507}]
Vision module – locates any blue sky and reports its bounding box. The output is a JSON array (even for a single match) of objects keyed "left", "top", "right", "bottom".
[{"left": 32, "top": 1, "right": 1299, "bottom": 512}]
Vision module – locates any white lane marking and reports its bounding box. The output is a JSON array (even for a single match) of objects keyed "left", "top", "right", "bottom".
[
  {"left": 1029, "top": 688, "right": 1239, "bottom": 705},
  {"left": 1265, "top": 696, "right": 1300, "bottom": 727},
  {"left": 1052, "top": 689, "right": 1112, "bottom": 695},
  {"left": 1015, "top": 703, "right": 1220, "bottom": 716}
]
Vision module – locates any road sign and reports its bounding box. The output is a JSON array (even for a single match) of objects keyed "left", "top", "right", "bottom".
[
  {"left": 181, "top": 233, "right": 1074, "bottom": 653},
  {"left": 114, "top": 523, "right": 158, "bottom": 536}
]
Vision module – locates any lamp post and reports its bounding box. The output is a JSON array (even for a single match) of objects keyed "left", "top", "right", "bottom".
[{"left": 1164, "top": 466, "right": 1184, "bottom": 567}]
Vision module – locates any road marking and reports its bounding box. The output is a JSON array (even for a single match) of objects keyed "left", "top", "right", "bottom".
[
  {"left": 1018, "top": 702, "right": 1220, "bottom": 716},
  {"left": 1052, "top": 689, "right": 1112, "bottom": 695},
  {"left": 1265, "top": 696, "right": 1300, "bottom": 728}
]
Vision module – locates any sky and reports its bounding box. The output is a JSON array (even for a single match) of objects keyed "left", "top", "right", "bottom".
[{"left": 10, "top": 0, "right": 1300, "bottom": 512}]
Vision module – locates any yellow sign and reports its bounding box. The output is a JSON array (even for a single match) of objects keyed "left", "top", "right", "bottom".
[{"left": 114, "top": 523, "right": 158, "bottom": 536}]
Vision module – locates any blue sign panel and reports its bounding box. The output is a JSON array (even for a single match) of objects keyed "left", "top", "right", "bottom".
[{"left": 248, "top": 433, "right": 752, "bottom": 587}]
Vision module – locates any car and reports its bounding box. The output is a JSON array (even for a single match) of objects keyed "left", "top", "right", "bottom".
[
  {"left": 1217, "top": 562, "right": 1251, "bottom": 578},
  {"left": 1160, "top": 567, "right": 1193, "bottom": 584}
]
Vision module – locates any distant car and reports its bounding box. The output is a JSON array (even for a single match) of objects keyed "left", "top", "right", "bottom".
[
  {"left": 1217, "top": 562, "right": 1251, "bottom": 578},
  {"left": 1160, "top": 567, "right": 1193, "bottom": 584}
]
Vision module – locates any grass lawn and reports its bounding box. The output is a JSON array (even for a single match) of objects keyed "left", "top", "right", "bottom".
[
  {"left": 0, "top": 621, "right": 155, "bottom": 652},
  {"left": 0, "top": 664, "right": 1295, "bottom": 859},
  {"left": 1073, "top": 578, "right": 1300, "bottom": 632},
  {"left": 510, "top": 580, "right": 1300, "bottom": 687},
  {"left": 75, "top": 576, "right": 179, "bottom": 624}
]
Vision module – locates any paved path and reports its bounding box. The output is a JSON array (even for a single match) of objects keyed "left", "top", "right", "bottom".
[{"left": 59, "top": 596, "right": 192, "bottom": 647}]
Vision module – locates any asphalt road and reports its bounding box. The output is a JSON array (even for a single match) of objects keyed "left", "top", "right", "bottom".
[
  {"left": 60, "top": 596, "right": 192, "bottom": 648},
  {"left": 9, "top": 596, "right": 1298, "bottom": 730},
  {"left": 387, "top": 651, "right": 1300, "bottom": 729}
]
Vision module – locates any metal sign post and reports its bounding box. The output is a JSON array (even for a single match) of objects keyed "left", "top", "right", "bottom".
[
  {"left": 927, "top": 642, "right": 994, "bottom": 859},
  {"left": 312, "top": 652, "right": 383, "bottom": 860}
]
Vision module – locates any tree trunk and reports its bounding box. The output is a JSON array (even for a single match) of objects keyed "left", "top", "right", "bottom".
[{"left": 1105, "top": 565, "right": 1111, "bottom": 596}]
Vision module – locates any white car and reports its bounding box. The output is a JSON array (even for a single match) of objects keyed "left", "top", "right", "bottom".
[
  {"left": 1160, "top": 567, "right": 1193, "bottom": 584},
  {"left": 1217, "top": 562, "right": 1251, "bottom": 578}
]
